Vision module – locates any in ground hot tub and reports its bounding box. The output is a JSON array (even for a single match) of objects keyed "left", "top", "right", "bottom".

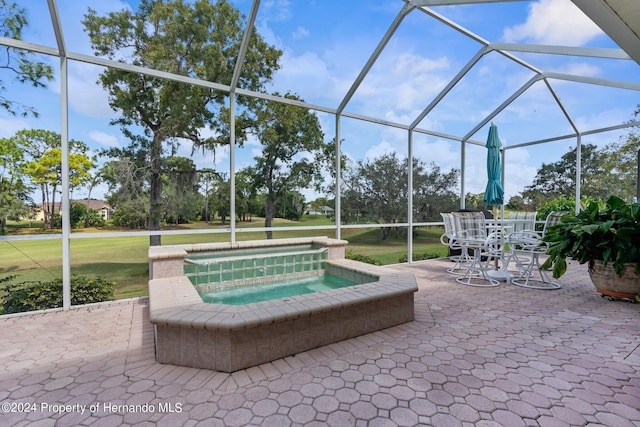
[{"left": 148, "top": 237, "right": 417, "bottom": 372}]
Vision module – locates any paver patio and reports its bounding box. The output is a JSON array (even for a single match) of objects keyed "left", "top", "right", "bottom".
[{"left": 0, "top": 259, "right": 639, "bottom": 426}]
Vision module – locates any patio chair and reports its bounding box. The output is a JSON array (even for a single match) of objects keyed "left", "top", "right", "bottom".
[
  {"left": 440, "top": 212, "right": 469, "bottom": 274},
  {"left": 450, "top": 211, "right": 503, "bottom": 287},
  {"left": 508, "top": 211, "right": 537, "bottom": 233},
  {"left": 507, "top": 211, "right": 567, "bottom": 290},
  {"left": 507, "top": 211, "right": 538, "bottom": 269}
]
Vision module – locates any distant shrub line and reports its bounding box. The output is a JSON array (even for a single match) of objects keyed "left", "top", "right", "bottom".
[
  {"left": 398, "top": 252, "right": 441, "bottom": 263},
  {"left": 346, "top": 250, "right": 441, "bottom": 265}
]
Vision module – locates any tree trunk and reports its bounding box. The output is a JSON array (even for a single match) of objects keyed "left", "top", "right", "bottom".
[
  {"left": 265, "top": 196, "right": 275, "bottom": 239},
  {"left": 84, "top": 183, "right": 94, "bottom": 228},
  {"left": 50, "top": 183, "right": 58, "bottom": 230},
  {"left": 41, "top": 185, "right": 48, "bottom": 229},
  {"left": 149, "top": 135, "right": 163, "bottom": 246},
  {"left": 381, "top": 227, "right": 390, "bottom": 240},
  {"left": 205, "top": 195, "right": 209, "bottom": 223}
]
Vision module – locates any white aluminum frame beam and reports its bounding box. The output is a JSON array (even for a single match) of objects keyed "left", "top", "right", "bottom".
[
  {"left": 412, "top": 6, "right": 583, "bottom": 142},
  {"left": 544, "top": 72, "right": 640, "bottom": 91},
  {"left": 415, "top": 6, "right": 541, "bottom": 74},
  {"left": 337, "top": 3, "right": 414, "bottom": 114},
  {"left": 410, "top": 0, "right": 528, "bottom": 5},
  {"left": 506, "top": 121, "right": 640, "bottom": 149},
  {"left": 228, "top": 0, "right": 262, "bottom": 242},
  {"left": 489, "top": 43, "right": 631, "bottom": 60},
  {"left": 47, "top": 0, "right": 71, "bottom": 310},
  {"left": 410, "top": 46, "right": 491, "bottom": 130},
  {"left": 463, "top": 75, "right": 542, "bottom": 141}
]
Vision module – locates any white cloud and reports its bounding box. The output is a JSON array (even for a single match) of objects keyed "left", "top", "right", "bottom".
[
  {"left": 573, "top": 108, "right": 631, "bottom": 140},
  {"left": 292, "top": 26, "right": 310, "bottom": 40},
  {"left": 269, "top": 34, "right": 451, "bottom": 119},
  {"left": 64, "top": 63, "right": 115, "bottom": 118},
  {"left": 256, "top": 0, "right": 293, "bottom": 48},
  {"left": 503, "top": 147, "right": 537, "bottom": 200},
  {"left": 39, "top": 0, "right": 133, "bottom": 119},
  {"left": 503, "top": 0, "right": 603, "bottom": 45},
  {"left": 550, "top": 62, "right": 601, "bottom": 77},
  {"left": 270, "top": 49, "right": 343, "bottom": 101},
  {"left": 256, "top": 21, "right": 282, "bottom": 49},
  {"left": 61, "top": 1, "right": 133, "bottom": 53},
  {"left": 208, "top": 145, "right": 229, "bottom": 168},
  {"left": 245, "top": 132, "right": 262, "bottom": 147},
  {"left": 358, "top": 52, "right": 451, "bottom": 115},
  {"left": 414, "top": 139, "right": 460, "bottom": 171},
  {"left": 89, "top": 130, "right": 119, "bottom": 148},
  {"left": 365, "top": 141, "right": 396, "bottom": 161},
  {"left": 250, "top": 147, "right": 263, "bottom": 159},
  {"left": 0, "top": 117, "right": 29, "bottom": 138},
  {"left": 262, "top": 0, "right": 292, "bottom": 22}
]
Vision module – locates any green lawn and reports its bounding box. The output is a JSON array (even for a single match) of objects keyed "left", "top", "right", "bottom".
[{"left": 1, "top": 217, "right": 447, "bottom": 301}]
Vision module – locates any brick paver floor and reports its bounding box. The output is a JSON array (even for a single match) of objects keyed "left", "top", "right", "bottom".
[{"left": 1, "top": 259, "right": 639, "bottom": 426}]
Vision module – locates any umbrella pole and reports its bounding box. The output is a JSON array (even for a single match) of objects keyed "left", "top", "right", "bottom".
[{"left": 491, "top": 205, "right": 500, "bottom": 269}]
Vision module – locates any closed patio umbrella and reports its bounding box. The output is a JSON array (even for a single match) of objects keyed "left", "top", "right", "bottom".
[
  {"left": 484, "top": 122, "right": 504, "bottom": 215},
  {"left": 484, "top": 123, "right": 508, "bottom": 280}
]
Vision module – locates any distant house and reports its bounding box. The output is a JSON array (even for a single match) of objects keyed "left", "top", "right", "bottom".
[
  {"left": 34, "top": 199, "right": 114, "bottom": 221},
  {"left": 305, "top": 205, "right": 335, "bottom": 216},
  {"left": 78, "top": 199, "right": 115, "bottom": 221}
]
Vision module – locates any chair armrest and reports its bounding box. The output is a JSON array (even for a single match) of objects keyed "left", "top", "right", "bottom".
[{"left": 508, "top": 231, "right": 547, "bottom": 251}]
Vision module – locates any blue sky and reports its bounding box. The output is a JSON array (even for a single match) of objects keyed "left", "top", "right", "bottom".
[{"left": 3, "top": 0, "right": 640, "bottom": 204}]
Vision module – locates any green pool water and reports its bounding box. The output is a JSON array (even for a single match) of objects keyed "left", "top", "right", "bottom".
[{"left": 199, "top": 274, "right": 357, "bottom": 305}]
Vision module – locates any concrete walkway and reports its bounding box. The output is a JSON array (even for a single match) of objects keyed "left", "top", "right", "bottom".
[{"left": 0, "top": 259, "right": 639, "bottom": 426}]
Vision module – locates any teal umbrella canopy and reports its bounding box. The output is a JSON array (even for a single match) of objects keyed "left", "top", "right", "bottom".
[{"left": 484, "top": 123, "right": 504, "bottom": 207}]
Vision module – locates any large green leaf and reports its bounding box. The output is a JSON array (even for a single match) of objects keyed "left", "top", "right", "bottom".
[{"left": 552, "top": 257, "right": 567, "bottom": 279}]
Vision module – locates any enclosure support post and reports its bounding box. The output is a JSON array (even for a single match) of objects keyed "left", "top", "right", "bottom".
[
  {"left": 460, "top": 140, "right": 466, "bottom": 209},
  {"left": 229, "top": 95, "right": 236, "bottom": 243},
  {"left": 49, "top": 0, "right": 71, "bottom": 310},
  {"left": 637, "top": 148, "right": 640, "bottom": 202},
  {"left": 335, "top": 115, "right": 342, "bottom": 240},
  {"left": 407, "top": 130, "right": 413, "bottom": 263},
  {"left": 575, "top": 135, "right": 582, "bottom": 214},
  {"left": 501, "top": 149, "right": 506, "bottom": 219},
  {"left": 60, "top": 56, "right": 71, "bottom": 310}
]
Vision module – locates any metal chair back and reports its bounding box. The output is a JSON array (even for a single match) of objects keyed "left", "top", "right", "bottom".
[
  {"left": 451, "top": 211, "right": 486, "bottom": 241},
  {"left": 508, "top": 211, "right": 537, "bottom": 233},
  {"left": 542, "top": 211, "right": 567, "bottom": 238},
  {"left": 440, "top": 212, "right": 456, "bottom": 242}
]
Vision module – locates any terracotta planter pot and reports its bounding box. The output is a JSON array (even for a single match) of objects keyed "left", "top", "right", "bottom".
[{"left": 588, "top": 259, "right": 640, "bottom": 299}]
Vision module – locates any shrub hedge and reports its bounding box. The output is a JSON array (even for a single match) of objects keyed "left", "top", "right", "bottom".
[
  {"left": 345, "top": 251, "right": 382, "bottom": 265},
  {"left": 2, "top": 275, "right": 116, "bottom": 314},
  {"left": 398, "top": 252, "right": 441, "bottom": 263}
]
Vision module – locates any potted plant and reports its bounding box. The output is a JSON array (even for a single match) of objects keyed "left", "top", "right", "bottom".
[{"left": 541, "top": 195, "right": 640, "bottom": 300}]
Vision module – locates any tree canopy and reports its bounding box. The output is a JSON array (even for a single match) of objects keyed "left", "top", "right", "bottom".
[
  {"left": 0, "top": 0, "right": 54, "bottom": 117},
  {"left": 341, "top": 152, "right": 460, "bottom": 240},
  {"left": 599, "top": 107, "right": 640, "bottom": 202},
  {"left": 0, "top": 137, "right": 29, "bottom": 234},
  {"left": 516, "top": 113, "right": 640, "bottom": 210},
  {"left": 11, "top": 129, "right": 93, "bottom": 229},
  {"left": 83, "top": 0, "right": 281, "bottom": 245},
  {"left": 247, "top": 93, "right": 327, "bottom": 239}
]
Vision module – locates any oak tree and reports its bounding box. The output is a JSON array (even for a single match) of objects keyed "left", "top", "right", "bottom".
[{"left": 83, "top": 0, "right": 281, "bottom": 245}]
